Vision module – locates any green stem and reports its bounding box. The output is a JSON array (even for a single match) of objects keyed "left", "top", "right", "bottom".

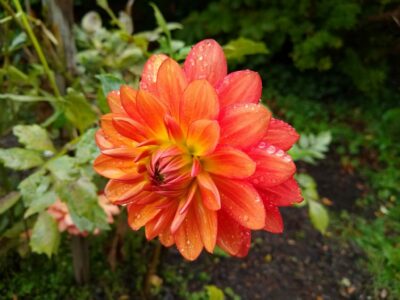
[{"left": 12, "top": 0, "right": 62, "bottom": 99}]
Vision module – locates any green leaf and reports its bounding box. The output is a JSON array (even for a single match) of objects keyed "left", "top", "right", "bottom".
[
  {"left": 223, "top": 37, "right": 269, "bottom": 61},
  {"left": 30, "top": 212, "right": 60, "bottom": 257},
  {"left": 206, "top": 285, "right": 225, "bottom": 300},
  {"left": 95, "top": 74, "right": 124, "bottom": 97},
  {"left": 0, "top": 192, "right": 21, "bottom": 214},
  {"left": 0, "top": 93, "right": 57, "bottom": 102},
  {"left": 13, "top": 124, "right": 55, "bottom": 152},
  {"left": 289, "top": 131, "right": 332, "bottom": 164},
  {"left": 150, "top": 2, "right": 172, "bottom": 54},
  {"left": 46, "top": 156, "right": 78, "bottom": 181},
  {"left": 57, "top": 177, "right": 108, "bottom": 232},
  {"left": 9, "top": 32, "right": 27, "bottom": 51},
  {"left": 76, "top": 128, "right": 99, "bottom": 164},
  {"left": 96, "top": 0, "right": 109, "bottom": 10},
  {"left": 308, "top": 200, "right": 329, "bottom": 234},
  {"left": 24, "top": 190, "right": 57, "bottom": 218},
  {"left": 0, "top": 148, "right": 44, "bottom": 170},
  {"left": 64, "top": 88, "right": 97, "bottom": 133},
  {"left": 18, "top": 171, "right": 52, "bottom": 206}
]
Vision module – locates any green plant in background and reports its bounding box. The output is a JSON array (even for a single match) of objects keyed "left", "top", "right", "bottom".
[
  {"left": 178, "top": 0, "right": 399, "bottom": 99},
  {"left": 290, "top": 131, "right": 332, "bottom": 234}
]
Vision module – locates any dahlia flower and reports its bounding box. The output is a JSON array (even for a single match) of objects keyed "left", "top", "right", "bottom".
[
  {"left": 47, "top": 194, "right": 120, "bottom": 236},
  {"left": 94, "top": 39, "right": 302, "bottom": 260}
]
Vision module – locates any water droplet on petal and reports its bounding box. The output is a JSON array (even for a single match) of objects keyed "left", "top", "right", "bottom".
[
  {"left": 258, "top": 142, "right": 267, "bottom": 149},
  {"left": 266, "top": 146, "right": 275, "bottom": 154}
]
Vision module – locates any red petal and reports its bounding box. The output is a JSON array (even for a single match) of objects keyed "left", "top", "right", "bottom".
[
  {"left": 136, "top": 90, "right": 168, "bottom": 139},
  {"left": 156, "top": 58, "right": 187, "bottom": 117},
  {"left": 262, "top": 118, "right": 299, "bottom": 151},
  {"left": 261, "top": 177, "right": 303, "bottom": 206},
  {"left": 94, "top": 154, "right": 141, "bottom": 180},
  {"left": 217, "top": 210, "right": 251, "bottom": 257},
  {"left": 263, "top": 203, "right": 283, "bottom": 233},
  {"left": 203, "top": 146, "right": 256, "bottom": 179},
  {"left": 105, "top": 179, "right": 147, "bottom": 204},
  {"left": 249, "top": 145, "right": 296, "bottom": 188},
  {"left": 174, "top": 207, "right": 203, "bottom": 261},
  {"left": 128, "top": 197, "right": 167, "bottom": 230},
  {"left": 197, "top": 172, "right": 221, "bottom": 210},
  {"left": 184, "top": 39, "right": 227, "bottom": 87},
  {"left": 180, "top": 79, "right": 219, "bottom": 128},
  {"left": 186, "top": 120, "right": 220, "bottom": 156},
  {"left": 107, "top": 90, "right": 126, "bottom": 114},
  {"left": 140, "top": 54, "right": 168, "bottom": 94},
  {"left": 193, "top": 193, "right": 217, "bottom": 253},
  {"left": 214, "top": 177, "right": 265, "bottom": 229},
  {"left": 217, "top": 70, "right": 262, "bottom": 108},
  {"left": 219, "top": 104, "right": 271, "bottom": 149}
]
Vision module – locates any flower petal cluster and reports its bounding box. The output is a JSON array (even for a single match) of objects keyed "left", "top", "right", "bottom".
[
  {"left": 94, "top": 39, "right": 302, "bottom": 260},
  {"left": 47, "top": 194, "right": 120, "bottom": 236}
]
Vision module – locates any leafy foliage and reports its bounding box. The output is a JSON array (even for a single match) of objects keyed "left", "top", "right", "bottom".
[
  {"left": 178, "top": 0, "right": 399, "bottom": 98},
  {"left": 289, "top": 131, "right": 331, "bottom": 164},
  {"left": 30, "top": 212, "right": 60, "bottom": 257}
]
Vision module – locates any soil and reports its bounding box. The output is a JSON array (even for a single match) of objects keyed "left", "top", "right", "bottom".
[{"left": 159, "top": 153, "right": 372, "bottom": 300}]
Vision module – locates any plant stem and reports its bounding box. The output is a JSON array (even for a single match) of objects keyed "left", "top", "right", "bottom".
[
  {"left": 12, "top": 0, "right": 62, "bottom": 99},
  {"left": 71, "top": 235, "right": 90, "bottom": 285},
  {"left": 144, "top": 242, "right": 162, "bottom": 299}
]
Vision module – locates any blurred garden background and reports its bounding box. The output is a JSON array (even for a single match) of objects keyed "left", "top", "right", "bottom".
[{"left": 0, "top": 0, "right": 399, "bottom": 299}]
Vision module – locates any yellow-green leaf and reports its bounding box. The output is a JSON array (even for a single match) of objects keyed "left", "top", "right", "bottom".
[
  {"left": 30, "top": 212, "right": 60, "bottom": 257},
  {"left": 0, "top": 148, "right": 44, "bottom": 170},
  {"left": 13, "top": 124, "right": 55, "bottom": 152}
]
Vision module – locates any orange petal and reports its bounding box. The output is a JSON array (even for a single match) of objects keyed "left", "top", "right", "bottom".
[
  {"left": 145, "top": 202, "right": 177, "bottom": 240},
  {"left": 136, "top": 90, "right": 168, "bottom": 139},
  {"left": 180, "top": 80, "right": 219, "bottom": 128},
  {"left": 262, "top": 118, "right": 299, "bottom": 151},
  {"left": 120, "top": 85, "right": 140, "bottom": 120},
  {"left": 128, "top": 197, "right": 167, "bottom": 230},
  {"left": 174, "top": 207, "right": 203, "bottom": 261},
  {"left": 101, "top": 147, "right": 138, "bottom": 158},
  {"left": 261, "top": 177, "right": 303, "bottom": 206},
  {"left": 159, "top": 228, "right": 174, "bottom": 247},
  {"left": 140, "top": 54, "right": 168, "bottom": 94},
  {"left": 105, "top": 179, "right": 147, "bottom": 204},
  {"left": 95, "top": 129, "right": 113, "bottom": 150},
  {"left": 186, "top": 120, "right": 220, "bottom": 156},
  {"left": 217, "top": 70, "right": 262, "bottom": 108},
  {"left": 219, "top": 104, "right": 271, "bottom": 149},
  {"left": 184, "top": 39, "right": 227, "bottom": 87},
  {"left": 263, "top": 203, "right": 283, "bottom": 233},
  {"left": 107, "top": 90, "right": 126, "bottom": 114},
  {"left": 203, "top": 146, "right": 256, "bottom": 179},
  {"left": 94, "top": 154, "right": 141, "bottom": 180},
  {"left": 156, "top": 58, "right": 188, "bottom": 117},
  {"left": 112, "top": 116, "right": 147, "bottom": 142},
  {"left": 100, "top": 114, "right": 134, "bottom": 148},
  {"left": 214, "top": 177, "right": 265, "bottom": 229},
  {"left": 193, "top": 193, "right": 217, "bottom": 253},
  {"left": 170, "top": 198, "right": 189, "bottom": 234},
  {"left": 163, "top": 115, "right": 184, "bottom": 143},
  {"left": 216, "top": 210, "right": 251, "bottom": 257},
  {"left": 249, "top": 146, "right": 296, "bottom": 188},
  {"left": 197, "top": 172, "right": 221, "bottom": 210}
]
